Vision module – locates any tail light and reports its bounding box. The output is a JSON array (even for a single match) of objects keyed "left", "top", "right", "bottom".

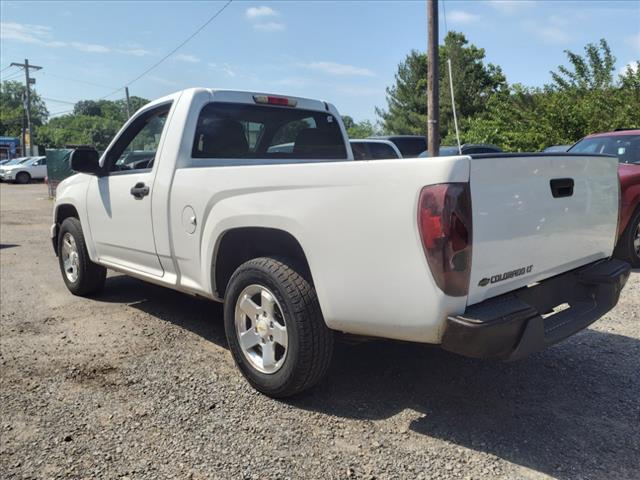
[
  {"left": 418, "top": 183, "right": 472, "bottom": 296},
  {"left": 253, "top": 95, "right": 297, "bottom": 107}
]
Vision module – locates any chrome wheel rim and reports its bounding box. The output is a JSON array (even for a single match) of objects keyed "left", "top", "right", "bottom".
[
  {"left": 61, "top": 232, "right": 79, "bottom": 283},
  {"left": 634, "top": 221, "right": 640, "bottom": 258},
  {"left": 234, "top": 284, "right": 288, "bottom": 374}
]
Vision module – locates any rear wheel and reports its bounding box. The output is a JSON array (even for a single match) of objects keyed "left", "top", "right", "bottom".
[
  {"left": 58, "top": 217, "right": 107, "bottom": 295},
  {"left": 224, "top": 257, "right": 333, "bottom": 398},
  {"left": 15, "top": 172, "right": 30, "bottom": 184},
  {"left": 615, "top": 209, "right": 640, "bottom": 268}
]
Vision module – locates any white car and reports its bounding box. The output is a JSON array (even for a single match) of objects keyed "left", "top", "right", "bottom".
[
  {"left": 0, "top": 156, "right": 47, "bottom": 183},
  {"left": 51, "top": 89, "right": 630, "bottom": 397}
]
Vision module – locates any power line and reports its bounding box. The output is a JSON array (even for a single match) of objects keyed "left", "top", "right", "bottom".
[
  {"left": 42, "top": 96, "right": 77, "bottom": 105},
  {"left": 1, "top": 71, "right": 24, "bottom": 81},
  {"left": 49, "top": 109, "right": 74, "bottom": 117},
  {"left": 1, "top": 65, "right": 15, "bottom": 74},
  {"left": 39, "top": 71, "right": 117, "bottom": 90},
  {"left": 100, "top": 0, "right": 234, "bottom": 99}
]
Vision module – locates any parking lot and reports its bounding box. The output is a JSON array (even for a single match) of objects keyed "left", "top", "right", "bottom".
[{"left": 0, "top": 182, "right": 638, "bottom": 479}]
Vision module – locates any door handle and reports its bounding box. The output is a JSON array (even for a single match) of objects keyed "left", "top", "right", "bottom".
[
  {"left": 550, "top": 178, "right": 574, "bottom": 198},
  {"left": 130, "top": 182, "right": 150, "bottom": 199}
]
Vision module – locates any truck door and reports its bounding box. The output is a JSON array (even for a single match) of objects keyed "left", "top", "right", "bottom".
[{"left": 86, "top": 102, "right": 172, "bottom": 277}]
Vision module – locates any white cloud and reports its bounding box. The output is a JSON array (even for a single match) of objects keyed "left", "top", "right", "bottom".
[
  {"left": 487, "top": 0, "right": 536, "bottom": 15},
  {"left": 148, "top": 75, "right": 177, "bottom": 86},
  {"left": 628, "top": 33, "right": 640, "bottom": 51},
  {"left": 302, "top": 61, "right": 375, "bottom": 77},
  {"left": 1, "top": 22, "right": 53, "bottom": 44},
  {"left": 448, "top": 10, "right": 480, "bottom": 24},
  {"left": 121, "top": 48, "right": 153, "bottom": 57},
  {"left": 174, "top": 53, "right": 200, "bottom": 63},
  {"left": 245, "top": 6, "right": 278, "bottom": 19},
  {"left": 273, "top": 77, "right": 311, "bottom": 87},
  {"left": 245, "top": 6, "right": 284, "bottom": 31},
  {"left": 208, "top": 62, "right": 237, "bottom": 77},
  {"left": 253, "top": 21, "right": 285, "bottom": 32},
  {"left": 523, "top": 16, "right": 569, "bottom": 45},
  {"left": 537, "top": 26, "right": 569, "bottom": 43},
  {"left": 70, "top": 41, "right": 110, "bottom": 53},
  {"left": 1, "top": 21, "right": 152, "bottom": 56},
  {"left": 620, "top": 60, "right": 639, "bottom": 76}
]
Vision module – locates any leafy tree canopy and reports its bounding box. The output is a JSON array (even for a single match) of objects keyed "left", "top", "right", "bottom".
[
  {"left": 0, "top": 80, "right": 49, "bottom": 138},
  {"left": 376, "top": 32, "right": 506, "bottom": 140}
]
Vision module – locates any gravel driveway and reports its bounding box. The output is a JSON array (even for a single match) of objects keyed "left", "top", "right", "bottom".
[{"left": 1, "top": 183, "right": 639, "bottom": 480}]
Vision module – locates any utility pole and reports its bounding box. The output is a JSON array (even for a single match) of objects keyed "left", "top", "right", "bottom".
[
  {"left": 125, "top": 86, "right": 132, "bottom": 118},
  {"left": 11, "top": 59, "right": 42, "bottom": 155},
  {"left": 427, "top": 0, "right": 439, "bottom": 157}
]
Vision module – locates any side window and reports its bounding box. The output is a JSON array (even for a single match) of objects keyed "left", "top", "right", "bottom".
[
  {"left": 351, "top": 143, "right": 369, "bottom": 160},
  {"left": 369, "top": 142, "right": 398, "bottom": 159},
  {"left": 106, "top": 104, "right": 171, "bottom": 173}
]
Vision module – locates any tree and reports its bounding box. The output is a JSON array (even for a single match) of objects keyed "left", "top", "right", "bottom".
[
  {"left": 550, "top": 39, "right": 616, "bottom": 90},
  {"left": 37, "top": 114, "right": 122, "bottom": 150},
  {"left": 342, "top": 115, "right": 377, "bottom": 138},
  {"left": 376, "top": 32, "right": 506, "bottom": 140},
  {"left": 0, "top": 80, "right": 49, "bottom": 138},
  {"left": 38, "top": 96, "right": 149, "bottom": 149}
]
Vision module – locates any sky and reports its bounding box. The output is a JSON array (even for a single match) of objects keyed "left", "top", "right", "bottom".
[{"left": 1, "top": 0, "right": 639, "bottom": 122}]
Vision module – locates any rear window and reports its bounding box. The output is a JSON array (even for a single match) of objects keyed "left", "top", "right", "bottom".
[
  {"left": 369, "top": 142, "right": 399, "bottom": 159},
  {"left": 390, "top": 137, "right": 427, "bottom": 157},
  {"left": 569, "top": 134, "right": 640, "bottom": 164},
  {"left": 192, "top": 102, "right": 347, "bottom": 160}
]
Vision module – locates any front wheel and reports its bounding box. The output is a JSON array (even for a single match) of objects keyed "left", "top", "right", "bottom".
[
  {"left": 15, "top": 172, "right": 30, "bottom": 184},
  {"left": 224, "top": 257, "right": 334, "bottom": 398},
  {"left": 615, "top": 209, "right": 640, "bottom": 268},
  {"left": 57, "top": 217, "right": 107, "bottom": 296}
]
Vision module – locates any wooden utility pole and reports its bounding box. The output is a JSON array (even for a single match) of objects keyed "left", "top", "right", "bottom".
[
  {"left": 125, "top": 86, "right": 132, "bottom": 118},
  {"left": 427, "top": 0, "right": 439, "bottom": 157},
  {"left": 11, "top": 59, "right": 42, "bottom": 155}
]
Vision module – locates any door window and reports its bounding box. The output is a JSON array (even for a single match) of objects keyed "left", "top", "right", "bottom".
[{"left": 106, "top": 103, "right": 172, "bottom": 173}]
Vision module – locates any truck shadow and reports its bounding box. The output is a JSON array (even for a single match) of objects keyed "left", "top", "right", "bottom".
[{"left": 95, "top": 274, "right": 640, "bottom": 480}]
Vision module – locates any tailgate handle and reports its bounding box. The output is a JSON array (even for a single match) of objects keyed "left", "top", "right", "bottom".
[{"left": 550, "top": 178, "right": 574, "bottom": 198}]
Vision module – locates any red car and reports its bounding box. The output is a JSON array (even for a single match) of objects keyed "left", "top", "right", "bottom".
[{"left": 569, "top": 129, "right": 640, "bottom": 267}]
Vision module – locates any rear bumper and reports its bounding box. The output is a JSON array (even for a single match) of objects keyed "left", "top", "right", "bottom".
[{"left": 442, "top": 258, "right": 631, "bottom": 361}]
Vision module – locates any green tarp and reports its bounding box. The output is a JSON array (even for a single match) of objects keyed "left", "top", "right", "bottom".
[{"left": 45, "top": 149, "right": 74, "bottom": 198}]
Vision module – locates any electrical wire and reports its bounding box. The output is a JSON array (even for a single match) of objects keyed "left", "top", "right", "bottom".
[
  {"left": 42, "top": 97, "right": 77, "bottom": 105},
  {"left": 40, "top": 71, "right": 117, "bottom": 90},
  {"left": 1, "top": 71, "right": 24, "bottom": 81},
  {"left": 99, "top": 0, "right": 234, "bottom": 100}
]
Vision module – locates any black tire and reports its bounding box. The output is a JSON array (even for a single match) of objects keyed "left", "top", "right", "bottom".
[
  {"left": 614, "top": 208, "right": 640, "bottom": 268},
  {"left": 57, "top": 217, "right": 107, "bottom": 296},
  {"left": 224, "top": 257, "right": 334, "bottom": 398},
  {"left": 15, "top": 172, "right": 30, "bottom": 184}
]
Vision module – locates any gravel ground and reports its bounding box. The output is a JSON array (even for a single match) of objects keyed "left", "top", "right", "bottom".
[{"left": 1, "top": 182, "right": 639, "bottom": 480}]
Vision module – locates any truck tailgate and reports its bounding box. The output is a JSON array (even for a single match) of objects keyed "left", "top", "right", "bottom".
[{"left": 467, "top": 153, "right": 619, "bottom": 305}]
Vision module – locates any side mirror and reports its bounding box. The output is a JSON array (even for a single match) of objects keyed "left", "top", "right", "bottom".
[{"left": 70, "top": 148, "right": 102, "bottom": 175}]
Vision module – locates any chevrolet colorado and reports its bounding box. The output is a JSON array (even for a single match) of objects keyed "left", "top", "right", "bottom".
[{"left": 51, "top": 89, "right": 630, "bottom": 397}]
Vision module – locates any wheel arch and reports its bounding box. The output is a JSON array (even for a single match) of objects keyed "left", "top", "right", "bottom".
[
  {"left": 212, "top": 227, "right": 313, "bottom": 299},
  {"left": 52, "top": 203, "right": 81, "bottom": 256}
]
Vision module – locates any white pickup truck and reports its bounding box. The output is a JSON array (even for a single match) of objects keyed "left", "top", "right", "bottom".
[{"left": 51, "top": 88, "right": 630, "bottom": 397}]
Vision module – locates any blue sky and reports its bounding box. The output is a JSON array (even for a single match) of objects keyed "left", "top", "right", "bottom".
[{"left": 1, "top": 0, "right": 639, "bottom": 122}]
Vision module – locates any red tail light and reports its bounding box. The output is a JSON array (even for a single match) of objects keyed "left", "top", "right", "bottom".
[
  {"left": 418, "top": 183, "right": 472, "bottom": 296},
  {"left": 253, "top": 95, "right": 297, "bottom": 107}
]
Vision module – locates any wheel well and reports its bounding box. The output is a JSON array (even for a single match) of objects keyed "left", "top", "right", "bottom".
[
  {"left": 214, "top": 227, "right": 311, "bottom": 298},
  {"left": 52, "top": 204, "right": 79, "bottom": 255},
  {"left": 56, "top": 204, "right": 79, "bottom": 224}
]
